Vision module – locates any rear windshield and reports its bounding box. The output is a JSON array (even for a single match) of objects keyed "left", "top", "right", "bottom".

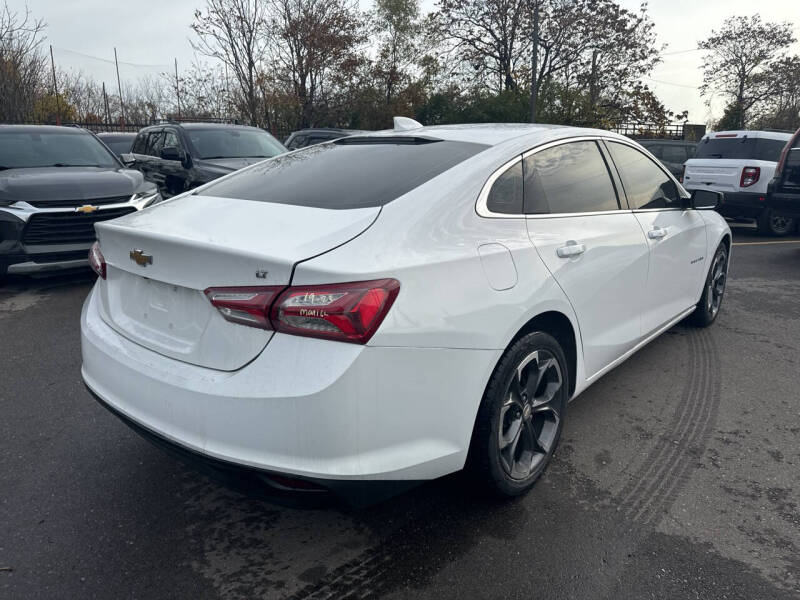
[
  {"left": 695, "top": 137, "right": 788, "bottom": 162},
  {"left": 0, "top": 130, "right": 119, "bottom": 169},
  {"left": 198, "top": 138, "right": 489, "bottom": 209},
  {"left": 101, "top": 137, "right": 134, "bottom": 155}
]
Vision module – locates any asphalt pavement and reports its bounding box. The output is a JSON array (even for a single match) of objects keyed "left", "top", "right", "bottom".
[{"left": 1, "top": 224, "right": 799, "bottom": 599}]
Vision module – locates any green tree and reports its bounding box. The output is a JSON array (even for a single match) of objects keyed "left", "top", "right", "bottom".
[{"left": 699, "top": 14, "right": 796, "bottom": 129}]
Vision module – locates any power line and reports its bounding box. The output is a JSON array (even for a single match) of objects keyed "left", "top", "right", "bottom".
[
  {"left": 51, "top": 45, "right": 171, "bottom": 70},
  {"left": 661, "top": 47, "right": 701, "bottom": 57},
  {"left": 644, "top": 76, "right": 699, "bottom": 90}
]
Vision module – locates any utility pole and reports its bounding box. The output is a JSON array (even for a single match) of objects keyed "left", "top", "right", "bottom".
[
  {"left": 529, "top": 0, "right": 540, "bottom": 123},
  {"left": 114, "top": 47, "right": 126, "bottom": 126},
  {"left": 102, "top": 82, "right": 111, "bottom": 125},
  {"left": 49, "top": 45, "right": 62, "bottom": 125},
  {"left": 174, "top": 58, "right": 181, "bottom": 120}
]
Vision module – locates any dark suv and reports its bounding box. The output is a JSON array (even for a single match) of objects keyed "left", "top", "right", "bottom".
[
  {"left": 0, "top": 125, "right": 160, "bottom": 280},
  {"left": 637, "top": 139, "right": 697, "bottom": 179},
  {"left": 767, "top": 127, "right": 800, "bottom": 221},
  {"left": 125, "top": 123, "right": 286, "bottom": 197},
  {"left": 284, "top": 128, "right": 368, "bottom": 150}
]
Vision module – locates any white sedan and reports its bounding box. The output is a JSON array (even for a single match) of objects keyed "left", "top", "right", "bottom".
[{"left": 81, "top": 120, "right": 730, "bottom": 504}]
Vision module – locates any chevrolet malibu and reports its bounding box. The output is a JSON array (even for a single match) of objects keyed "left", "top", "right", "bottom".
[{"left": 81, "top": 121, "right": 731, "bottom": 504}]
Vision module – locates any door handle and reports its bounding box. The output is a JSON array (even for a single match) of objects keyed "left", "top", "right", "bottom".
[
  {"left": 647, "top": 227, "right": 667, "bottom": 239},
  {"left": 556, "top": 241, "right": 586, "bottom": 258}
]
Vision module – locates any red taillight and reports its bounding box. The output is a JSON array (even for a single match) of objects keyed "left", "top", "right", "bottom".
[
  {"left": 89, "top": 241, "right": 106, "bottom": 279},
  {"left": 740, "top": 166, "right": 760, "bottom": 188},
  {"left": 271, "top": 279, "right": 400, "bottom": 344},
  {"left": 204, "top": 286, "right": 284, "bottom": 330}
]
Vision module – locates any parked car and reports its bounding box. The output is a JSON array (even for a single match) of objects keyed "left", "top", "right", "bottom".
[
  {"left": 683, "top": 129, "right": 795, "bottom": 235},
  {"left": 284, "top": 127, "right": 368, "bottom": 150},
  {"left": 637, "top": 139, "right": 696, "bottom": 179},
  {"left": 766, "top": 127, "right": 800, "bottom": 221},
  {"left": 0, "top": 125, "right": 160, "bottom": 281},
  {"left": 124, "top": 122, "right": 286, "bottom": 197},
  {"left": 96, "top": 132, "right": 136, "bottom": 158},
  {"left": 82, "top": 120, "right": 730, "bottom": 505}
]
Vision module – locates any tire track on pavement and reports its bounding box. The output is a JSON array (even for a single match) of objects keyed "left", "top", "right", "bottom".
[{"left": 615, "top": 328, "right": 721, "bottom": 527}]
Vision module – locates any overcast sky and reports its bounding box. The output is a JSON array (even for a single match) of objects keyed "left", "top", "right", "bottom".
[{"left": 12, "top": 0, "right": 800, "bottom": 124}]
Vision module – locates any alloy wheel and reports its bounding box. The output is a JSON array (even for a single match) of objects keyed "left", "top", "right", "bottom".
[
  {"left": 707, "top": 250, "right": 727, "bottom": 317},
  {"left": 498, "top": 350, "right": 563, "bottom": 480}
]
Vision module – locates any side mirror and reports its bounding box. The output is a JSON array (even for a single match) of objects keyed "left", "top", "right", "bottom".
[
  {"left": 160, "top": 146, "right": 184, "bottom": 162},
  {"left": 119, "top": 153, "right": 137, "bottom": 167},
  {"left": 690, "top": 189, "right": 723, "bottom": 210}
]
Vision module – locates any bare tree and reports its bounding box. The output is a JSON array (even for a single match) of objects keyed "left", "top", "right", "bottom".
[
  {"left": 192, "top": 0, "right": 270, "bottom": 126},
  {"left": 699, "top": 14, "right": 796, "bottom": 129},
  {"left": 0, "top": 2, "right": 47, "bottom": 122},
  {"left": 432, "top": 0, "right": 530, "bottom": 93},
  {"left": 269, "top": 0, "right": 364, "bottom": 128}
]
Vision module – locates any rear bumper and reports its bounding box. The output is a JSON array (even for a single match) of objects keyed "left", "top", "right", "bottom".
[
  {"left": 714, "top": 191, "right": 766, "bottom": 219},
  {"left": 81, "top": 285, "right": 498, "bottom": 487},
  {"left": 766, "top": 188, "right": 800, "bottom": 218}
]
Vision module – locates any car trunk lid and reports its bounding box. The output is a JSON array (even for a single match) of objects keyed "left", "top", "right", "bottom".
[{"left": 94, "top": 194, "right": 380, "bottom": 371}]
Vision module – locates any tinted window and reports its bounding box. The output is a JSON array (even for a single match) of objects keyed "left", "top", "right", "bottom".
[
  {"left": 695, "top": 137, "right": 790, "bottom": 162},
  {"left": 487, "top": 161, "right": 523, "bottom": 214},
  {"left": 147, "top": 131, "right": 165, "bottom": 157},
  {"left": 782, "top": 148, "right": 800, "bottom": 189},
  {"left": 132, "top": 132, "right": 148, "bottom": 154},
  {"left": 661, "top": 145, "right": 688, "bottom": 163},
  {"left": 0, "top": 130, "right": 119, "bottom": 169},
  {"left": 102, "top": 137, "right": 134, "bottom": 155},
  {"left": 199, "top": 138, "right": 488, "bottom": 209},
  {"left": 523, "top": 141, "right": 618, "bottom": 214},
  {"left": 607, "top": 142, "right": 680, "bottom": 210},
  {"left": 642, "top": 143, "right": 662, "bottom": 159},
  {"left": 186, "top": 128, "right": 284, "bottom": 159},
  {"left": 163, "top": 130, "right": 181, "bottom": 150},
  {"left": 287, "top": 135, "right": 306, "bottom": 150}
]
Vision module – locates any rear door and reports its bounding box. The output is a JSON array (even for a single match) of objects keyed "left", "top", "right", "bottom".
[
  {"left": 523, "top": 139, "right": 650, "bottom": 378},
  {"left": 605, "top": 140, "right": 707, "bottom": 336}
]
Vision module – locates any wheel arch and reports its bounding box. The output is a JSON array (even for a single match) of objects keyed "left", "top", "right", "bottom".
[{"left": 507, "top": 310, "right": 578, "bottom": 398}]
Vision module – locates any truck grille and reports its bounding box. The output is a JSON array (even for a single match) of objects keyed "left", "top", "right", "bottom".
[
  {"left": 25, "top": 195, "right": 133, "bottom": 208},
  {"left": 22, "top": 207, "right": 136, "bottom": 245}
]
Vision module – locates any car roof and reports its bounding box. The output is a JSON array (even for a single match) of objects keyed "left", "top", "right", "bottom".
[
  {"left": 139, "top": 122, "right": 263, "bottom": 132},
  {"left": 0, "top": 124, "right": 89, "bottom": 135},
  {"left": 704, "top": 130, "right": 793, "bottom": 141},
  {"left": 291, "top": 128, "right": 366, "bottom": 135},
  {"left": 637, "top": 139, "right": 695, "bottom": 144},
  {"left": 358, "top": 123, "right": 632, "bottom": 149}
]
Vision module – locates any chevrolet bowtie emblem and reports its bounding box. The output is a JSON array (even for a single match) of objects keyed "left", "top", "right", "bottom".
[
  {"left": 75, "top": 205, "right": 99, "bottom": 214},
  {"left": 129, "top": 249, "right": 153, "bottom": 267}
]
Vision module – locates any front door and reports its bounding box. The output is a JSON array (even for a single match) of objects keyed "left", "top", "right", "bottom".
[
  {"left": 605, "top": 141, "right": 708, "bottom": 336},
  {"left": 523, "top": 140, "right": 650, "bottom": 378}
]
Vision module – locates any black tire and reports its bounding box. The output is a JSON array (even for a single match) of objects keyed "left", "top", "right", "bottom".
[
  {"left": 757, "top": 208, "right": 796, "bottom": 237},
  {"left": 689, "top": 243, "right": 728, "bottom": 327},
  {"left": 468, "top": 331, "right": 569, "bottom": 497}
]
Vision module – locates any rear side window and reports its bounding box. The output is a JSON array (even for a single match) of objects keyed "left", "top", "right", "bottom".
[
  {"left": 695, "top": 137, "right": 789, "bottom": 162},
  {"left": 199, "top": 138, "right": 488, "bottom": 209},
  {"left": 486, "top": 161, "right": 523, "bottom": 214},
  {"left": 607, "top": 142, "right": 680, "bottom": 210},
  {"left": 523, "top": 141, "right": 619, "bottom": 214}
]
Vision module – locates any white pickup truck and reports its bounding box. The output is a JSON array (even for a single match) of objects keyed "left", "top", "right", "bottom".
[{"left": 683, "top": 130, "right": 795, "bottom": 235}]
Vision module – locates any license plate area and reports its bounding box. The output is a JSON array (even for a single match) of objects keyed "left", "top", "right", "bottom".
[{"left": 113, "top": 270, "right": 211, "bottom": 352}]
